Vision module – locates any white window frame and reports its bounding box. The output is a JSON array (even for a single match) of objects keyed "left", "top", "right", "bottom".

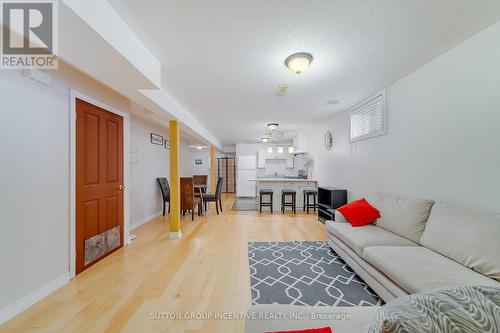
[{"left": 350, "top": 89, "right": 387, "bottom": 142}]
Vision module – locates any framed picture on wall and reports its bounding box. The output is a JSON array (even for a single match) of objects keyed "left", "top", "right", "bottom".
[
  {"left": 164, "top": 139, "right": 170, "bottom": 149},
  {"left": 195, "top": 159, "right": 202, "bottom": 165},
  {"left": 151, "top": 133, "right": 163, "bottom": 145}
]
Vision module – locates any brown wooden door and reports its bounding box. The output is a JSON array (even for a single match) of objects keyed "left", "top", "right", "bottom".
[{"left": 76, "top": 98, "right": 124, "bottom": 274}]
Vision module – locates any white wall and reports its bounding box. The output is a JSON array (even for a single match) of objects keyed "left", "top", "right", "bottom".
[
  {"left": 236, "top": 143, "right": 264, "bottom": 157},
  {"left": 223, "top": 145, "right": 236, "bottom": 153},
  {"left": 0, "top": 64, "right": 191, "bottom": 321},
  {"left": 0, "top": 69, "right": 70, "bottom": 315},
  {"left": 188, "top": 149, "right": 227, "bottom": 186},
  {"left": 180, "top": 141, "right": 191, "bottom": 177},
  {"left": 190, "top": 150, "right": 210, "bottom": 176},
  {"left": 308, "top": 20, "right": 500, "bottom": 213},
  {"left": 130, "top": 115, "right": 190, "bottom": 229}
]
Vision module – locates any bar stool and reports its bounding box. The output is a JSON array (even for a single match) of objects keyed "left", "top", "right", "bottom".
[
  {"left": 259, "top": 189, "right": 273, "bottom": 214},
  {"left": 303, "top": 189, "right": 318, "bottom": 214},
  {"left": 281, "top": 189, "right": 296, "bottom": 214}
]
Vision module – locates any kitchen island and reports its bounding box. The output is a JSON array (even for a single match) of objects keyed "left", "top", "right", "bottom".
[{"left": 252, "top": 178, "right": 318, "bottom": 212}]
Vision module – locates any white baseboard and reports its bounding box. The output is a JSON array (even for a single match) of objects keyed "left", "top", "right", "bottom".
[
  {"left": 130, "top": 210, "right": 162, "bottom": 231},
  {"left": 169, "top": 231, "right": 182, "bottom": 239},
  {"left": 0, "top": 272, "right": 70, "bottom": 324}
]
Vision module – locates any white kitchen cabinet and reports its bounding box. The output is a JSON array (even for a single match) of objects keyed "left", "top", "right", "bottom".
[
  {"left": 285, "top": 156, "right": 294, "bottom": 169},
  {"left": 293, "top": 134, "right": 309, "bottom": 153},
  {"left": 296, "top": 182, "right": 316, "bottom": 192},
  {"left": 257, "top": 149, "right": 266, "bottom": 168}
]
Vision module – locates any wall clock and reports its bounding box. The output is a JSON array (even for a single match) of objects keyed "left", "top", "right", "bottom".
[{"left": 324, "top": 130, "right": 333, "bottom": 151}]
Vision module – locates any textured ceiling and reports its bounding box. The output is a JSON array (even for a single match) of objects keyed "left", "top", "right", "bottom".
[{"left": 109, "top": 0, "right": 500, "bottom": 144}]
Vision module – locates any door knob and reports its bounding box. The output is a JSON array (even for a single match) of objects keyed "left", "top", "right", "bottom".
[{"left": 119, "top": 184, "right": 125, "bottom": 191}]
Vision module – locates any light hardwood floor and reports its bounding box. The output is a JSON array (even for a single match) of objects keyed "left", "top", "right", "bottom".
[{"left": 1, "top": 194, "right": 326, "bottom": 333}]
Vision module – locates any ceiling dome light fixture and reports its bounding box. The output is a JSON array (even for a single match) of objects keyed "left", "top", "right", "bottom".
[
  {"left": 285, "top": 52, "right": 313, "bottom": 74},
  {"left": 197, "top": 146, "right": 203, "bottom": 150},
  {"left": 261, "top": 137, "right": 269, "bottom": 143},
  {"left": 267, "top": 123, "right": 279, "bottom": 130}
]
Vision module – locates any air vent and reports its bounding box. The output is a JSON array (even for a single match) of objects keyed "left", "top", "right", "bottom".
[
  {"left": 22, "top": 69, "right": 51, "bottom": 85},
  {"left": 275, "top": 85, "right": 288, "bottom": 96}
]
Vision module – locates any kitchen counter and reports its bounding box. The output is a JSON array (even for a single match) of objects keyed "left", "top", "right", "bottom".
[
  {"left": 251, "top": 178, "right": 317, "bottom": 182},
  {"left": 253, "top": 179, "right": 318, "bottom": 211}
]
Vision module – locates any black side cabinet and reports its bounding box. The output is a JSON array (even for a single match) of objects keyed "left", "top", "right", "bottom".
[{"left": 318, "top": 187, "right": 347, "bottom": 223}]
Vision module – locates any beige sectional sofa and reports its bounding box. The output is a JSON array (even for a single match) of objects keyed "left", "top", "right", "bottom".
[
  {"left": 328, "top": 192, "right": 500, "bottom": 302},
  {"left": 245, "top": 193, "right": 500, "bottom": 333}
]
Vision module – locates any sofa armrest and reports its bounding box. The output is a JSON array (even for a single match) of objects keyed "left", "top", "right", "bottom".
[{"left": 335, "top": 210, "right": 348, "bottom": 223}]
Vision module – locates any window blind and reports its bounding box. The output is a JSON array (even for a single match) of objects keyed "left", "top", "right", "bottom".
[{"left": 350, "top": 90, "right": 386, "bottom": 142}]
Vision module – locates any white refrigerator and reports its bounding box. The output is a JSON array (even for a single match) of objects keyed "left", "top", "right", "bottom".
[{"left": 237, "top": 154, "right": 257, "bottom": 197}]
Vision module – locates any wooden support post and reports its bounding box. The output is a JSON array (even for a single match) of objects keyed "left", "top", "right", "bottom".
[
  {"left": 210, "top": 145, "right": 215, "bottom": 193},
  {"left": 169, "top": 120, "right": 181, "bottom": 238}
]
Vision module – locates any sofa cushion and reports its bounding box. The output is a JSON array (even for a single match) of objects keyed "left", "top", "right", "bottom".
[
  {"left": 365, "top": 193, "right": 434, "bottom": 243},
  {"left": 334, "top": 210, "right": 348, "bottom": 223},
  {"left": 363, "top": 246, "right": 500, "bottom": 295},
  {"left": 326, "top": 222, "right": 417, "bottom": 258},
  {"left": 328, "top": 234, "right": 409, "bottom": 302},
  {"left": 420, "top": 201, "right": 500, "bottom": 281},
  {"left": 368, "top": 286, "right": 500, "bottom": 333}
]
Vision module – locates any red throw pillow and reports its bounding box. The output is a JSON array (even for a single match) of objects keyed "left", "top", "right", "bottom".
[
  {"left": 267, "top": 327, "right": 332, "bottom": 333},
  {"left": 337, "top": 198, "right": 380, "bottom": 227}
]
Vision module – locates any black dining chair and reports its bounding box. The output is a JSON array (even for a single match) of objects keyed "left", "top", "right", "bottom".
[
  {"left": 157, "top": 177, "right": 170, "bottom": 216},
  {"left": 202, "top": 177, "right": 224, "bottom": 214}
]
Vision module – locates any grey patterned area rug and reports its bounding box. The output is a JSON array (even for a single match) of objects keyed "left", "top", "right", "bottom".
[{"left": 248, "top": 241, "right": 383, "bottom": 307}]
